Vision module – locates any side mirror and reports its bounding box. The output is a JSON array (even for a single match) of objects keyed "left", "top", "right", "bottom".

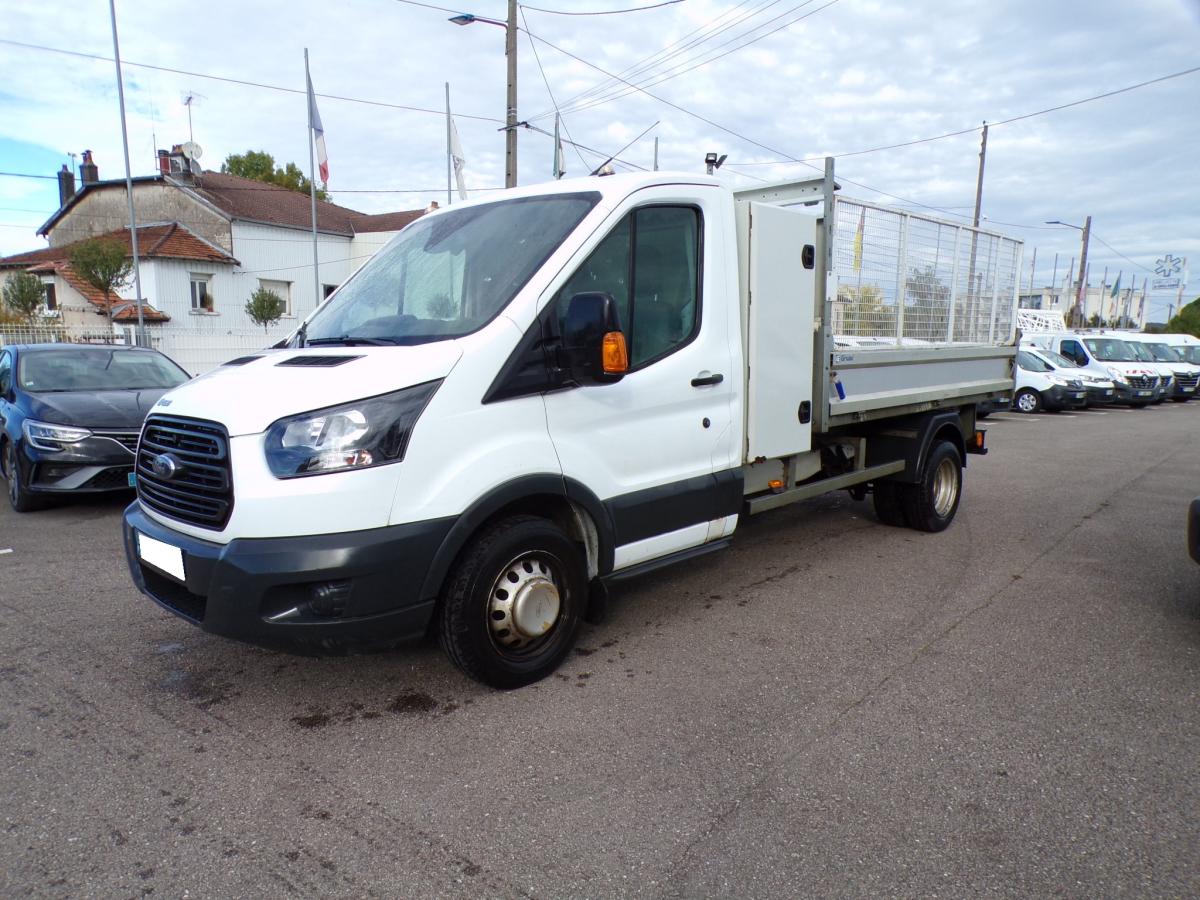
[{"left": 561, "top": 292, "right": 628, "bottom": 384}]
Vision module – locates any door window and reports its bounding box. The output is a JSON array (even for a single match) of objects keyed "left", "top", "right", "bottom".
[
  {"left": 555, "top": 206, "right": 701, "bottom": 369},
  {"left": 0, "top": 351, "right": 11, "bottom": 396}
]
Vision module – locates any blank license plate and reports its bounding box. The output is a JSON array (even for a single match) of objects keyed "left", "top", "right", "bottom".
[{"left": 137, "top": 532, "right": 185, "bottom": 582}]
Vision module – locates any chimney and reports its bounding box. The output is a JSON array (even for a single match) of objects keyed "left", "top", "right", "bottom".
[
  {"left": 157, "top": 149, "right": 170, "bottom": 175},
  {"left": 426, "top": 200, "right": 440, "bottom": 212},
  {"left": 57, "top": 164, "right": 76, "bottom": 206},
  {"left": 80, "top": 149, "right": 98, "bottom": 185}
]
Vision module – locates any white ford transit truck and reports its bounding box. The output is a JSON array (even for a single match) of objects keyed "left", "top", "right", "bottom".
[{"left": 123, "top": 162, "right": 1018, "bottom": 687}]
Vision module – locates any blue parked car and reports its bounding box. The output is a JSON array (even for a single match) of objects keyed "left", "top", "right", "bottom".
[{"left": 0, "top": 344, "right": 189, "bottom": 512}]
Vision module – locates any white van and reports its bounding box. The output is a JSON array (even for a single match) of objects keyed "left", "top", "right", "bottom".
[
  {"left": 121, "top": 168, "right": 1016, "bottom": 686},
  {"left": 1011, "top": 348, "right": 1088, "bottom": 413},
  {"left": 1120, "top": 332, "right": 1200, "bottom": 401},
  {"left": 1023, "top": 333, "right": 1158, "bottom": 407}
]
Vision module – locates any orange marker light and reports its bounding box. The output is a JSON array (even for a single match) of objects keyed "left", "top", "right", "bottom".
[{"left": 602, "top": 331, "right": 628, "bottom": 374}]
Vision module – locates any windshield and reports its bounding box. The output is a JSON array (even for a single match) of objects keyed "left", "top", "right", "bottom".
[
  {"left": 301, "top": 192, "right": 600, "bottom": 346},
  {"left": 1146, "top": 342, "right": 1182, "bottom": 362},
  {"left": 1176, "top": 346, "right": 1200, "bottom": 365},
  {"left": 1017, "top": 350, "right": 1053, "bottom": 372},
  {"left": 1124, "top": 341, "right": 1155, "bottom": 362},
  {"left": 18, "top": 349, "right": 189, "bottom": 392},
  {"left": 1083, "top": 338, "right": 1138, "bottom": 362},
  {"left": 1038, "top": 348, "right": 1078, "bottom": 369}
]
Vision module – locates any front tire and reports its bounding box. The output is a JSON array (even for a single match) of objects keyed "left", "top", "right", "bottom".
[
  {"left": 4, "top": 440, "right": 44, "bottom": 513},
  {"left": 438, "top": 515, "right": 585, "bottom": 688},
  {"left": 1014, "top": 389, "right": 1041, "bottom": 414},
  {"left": 900, "top": 441, "right": 962, "bottom": 533}
]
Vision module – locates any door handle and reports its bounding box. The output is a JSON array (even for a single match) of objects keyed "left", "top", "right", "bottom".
[{"left": 691, "top": 372, "right": 724, "bottom": 387}]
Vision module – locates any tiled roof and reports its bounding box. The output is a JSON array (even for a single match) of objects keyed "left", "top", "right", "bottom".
[
  {"left": 0, "top": 222, "right": 236, "bottom": 267},
  {"left": 188, "top": 171, "right": 425, "bottom": 235},
  {"left": 23, "top": 259, "right": 170, "bottom": 323}
]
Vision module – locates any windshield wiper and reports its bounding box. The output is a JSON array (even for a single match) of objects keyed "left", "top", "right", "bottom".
[{"left": 304, "top": 335, "right": 400, "bottom": 347}]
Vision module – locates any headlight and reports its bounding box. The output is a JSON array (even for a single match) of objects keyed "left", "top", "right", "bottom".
[
  {"left": 23, "top": 419, "right": 92, "bottom": 451},
  {"left": 1105, "top": 367, "right": 1126, "bottom": 382},
  {"left": 1047, "top": 375, "right": 1069, "bottom": 386},
  {"left": 264, "top": 381, "right": 441, "bottom": 478}
]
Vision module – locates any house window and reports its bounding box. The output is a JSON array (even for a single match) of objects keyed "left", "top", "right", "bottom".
[
  {"left": 42, "top": 280, "right": 57, "bottom": 311},
  {"left": 258, "top": 279, "right": 293, "bottom": 317},
  {"left": 190, "top": 274, "right": 214, "bottom": 313}
]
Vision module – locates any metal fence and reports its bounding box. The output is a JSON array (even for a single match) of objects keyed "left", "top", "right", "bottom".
[
  {"left": 0, "top": 324, "right": 294, "bottom": 375},
  {"left": 832, "top": 198, "right": 1022, "bottom": 345}
]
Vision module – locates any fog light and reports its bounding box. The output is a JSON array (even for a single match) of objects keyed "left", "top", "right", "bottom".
[{"left": 309, "top": 580, "right": 353, "bottom": 617}]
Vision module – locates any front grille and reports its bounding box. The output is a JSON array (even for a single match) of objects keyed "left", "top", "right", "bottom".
[
  {"left": 85, "top": 466, "right": 134, "bottom": 490},
  {"left": 136, "top": 416, "right": 233, "bottom": 529},
  {"left": 141, "top": 566, "right": 206, "bottom": 622},
  {"left": 1175, "top": 372, "right": 1199, "bottom": 389},
  {"left": 93, "top": 429, "right": 140, "bottom": 454},
  {"left": 1127, "top": 375, "right": 1156, "bottom": 390}
]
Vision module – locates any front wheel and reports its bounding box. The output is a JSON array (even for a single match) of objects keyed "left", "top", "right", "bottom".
[
  {"left": 1013, "top": 389, "right": 1041, "bottom": 414},
  {"left": 438, "top": 515, "right": 585, "bottom": 688},
  {"left": 900, "top": 441, "right": 962, "bottom": 533},
  {"left": 4, "top": 441, "right": 44, "bottom": 513}
]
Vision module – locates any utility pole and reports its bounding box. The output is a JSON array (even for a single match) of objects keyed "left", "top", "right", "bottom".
[
  {"left": 1028, "top": 247, "right": 1036, "bottom": 293},
  {"left": 1074, "top": 215, "right": 1091, "bottom": 327},
  {"left": 972, "top": 122, "right": 988, "bottom": 228},
  {"left": 966, "top": 122, "right": 988, "bottom": 341},
  {"left": 108, "top": 0, "right": 145, "bottom": 346},
  {"left": 505, "top": 0, "right": 518, "bottom": 188}
]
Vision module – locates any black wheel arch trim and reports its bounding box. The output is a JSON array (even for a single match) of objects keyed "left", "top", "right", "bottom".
[
  {"left": 862, "top": 410, "right": 966, "bottom": 484},
  {"left": 418, "top": 474, "right": 616, "bottom": 607}
]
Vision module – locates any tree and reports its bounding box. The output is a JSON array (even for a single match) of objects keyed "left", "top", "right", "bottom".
[
  {"left": 1166, "top": 298, "right": 1200, "bottom": 338},
  {"left": 222, "top": 150, "right": 328, "bottom": 201},
  {"left": 904, "top": 266, "right": 952, "bottom": 340},
  {"left": 2, "top": 271, "right": 46, "bottom": 323},
  {"left": 245, "top": 286, "right": 286, "bottom": 333},
  {"left": 836, "top": 282, "right": 896, "bottom": 337},
  {"left": 68, "top": 238, "right": 133, "bottom": 327}
]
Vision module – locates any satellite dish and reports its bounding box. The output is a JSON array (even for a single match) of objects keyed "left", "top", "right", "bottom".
[{"left": 180, "top": 142, "right": 203, "bottom": 161}]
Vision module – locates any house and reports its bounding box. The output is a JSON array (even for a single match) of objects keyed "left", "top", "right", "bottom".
[{"left": 0, "top": 146, "right": 425, "bottom": 335}]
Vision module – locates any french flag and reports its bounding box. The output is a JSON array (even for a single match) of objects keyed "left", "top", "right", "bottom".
[{"left": 307, "top": 71, "right": 329, "bottom": 184}]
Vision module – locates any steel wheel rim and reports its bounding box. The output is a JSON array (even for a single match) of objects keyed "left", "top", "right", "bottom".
[
  {"left": 932, "top": 457, "right": 958, "bottom": 518},
  {"left": 487, "top": 552, "right": 564, "bottom": 658},
  {"left": 1017, "top": 392, "right": 1037, "bottom": 412}
]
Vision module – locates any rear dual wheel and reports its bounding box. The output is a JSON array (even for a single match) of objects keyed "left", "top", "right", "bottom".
[{"left": 872, "top": 440, "right": 962, "bottom": 533}]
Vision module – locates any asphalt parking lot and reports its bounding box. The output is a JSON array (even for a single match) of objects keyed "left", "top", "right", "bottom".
[{"left": 2, "top": 401, "right": 1198, "bottom": 898}]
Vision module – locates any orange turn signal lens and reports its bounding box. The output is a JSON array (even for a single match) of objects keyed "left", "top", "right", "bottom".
[
  {"left": 768, "top": 479, "right": 784, "bottom": 493},
  {"left": 974, "top": 430, "right": 986, "bottom": 449},
  {"left": 602, "top": 331, "right": 628, "bottom": 374}
]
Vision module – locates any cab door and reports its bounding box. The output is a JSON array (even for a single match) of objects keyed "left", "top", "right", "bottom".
[{"left": 541, "top": 187, "right": 738, "bottom": 571}]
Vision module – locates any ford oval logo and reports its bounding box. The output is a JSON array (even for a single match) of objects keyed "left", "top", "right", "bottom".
[{"left": 151, "top": 453, "right": 183, "bottom": 480}]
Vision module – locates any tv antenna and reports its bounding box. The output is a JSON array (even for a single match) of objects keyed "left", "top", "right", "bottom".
[{"left": 181, "top": 91, "right": 206, "bottom": 143}]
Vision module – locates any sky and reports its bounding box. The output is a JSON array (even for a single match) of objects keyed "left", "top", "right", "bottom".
[{"left": 1, "top": 0, "right": 1198, "bottom": 320}]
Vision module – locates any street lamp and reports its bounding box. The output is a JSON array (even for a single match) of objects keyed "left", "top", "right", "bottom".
[
  {"left": 1046, "top": 216, "right": 1092, "bottom": 326},
  {"left": 450, "top": 2, "right": 518, "bottom": 188}
]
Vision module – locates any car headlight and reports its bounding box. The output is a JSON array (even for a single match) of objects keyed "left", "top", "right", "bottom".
[
  {"left": 1047, "top": 375, "right": 1069, "bottom": 386},
  {"left": 1105, "top": 367, "right": 1127, "bottom": 383},
  {"left": 23, "top": 419, "right": 92, "bottom": 451},
  {"left": 264, "top": 381, "right": 441, "bottom": 478}
]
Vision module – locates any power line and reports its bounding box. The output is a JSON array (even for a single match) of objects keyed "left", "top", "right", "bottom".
[
  {"left": 519, "top": 5, "right": 591, "bottom": 172},
  {"left": 521, "top": 0, "right": 685, "bottom": 15},
  {"left": 0, "top": 171, "right": 57, "bottom": 180},
  {"left": 530, "top": 0, "right": 773, "bottom": 120},
  {"left": 0, "top": 38, "right": 502, "bottom": 123},
  {"left": 549, "top": 0, "right": 838, "bottom": 120},
  {"left": 722, "top": 63, "right": 1200, "bottom": 166},
  {"left": 1090, "top": 233, "right": 1156, "bottom": 274}
]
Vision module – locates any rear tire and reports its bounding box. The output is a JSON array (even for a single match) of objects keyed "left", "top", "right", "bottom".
[
  {"left": 872, "top": 480, "right": 908, "bottom": 527},
  {"left": 438, "top": 514, "right": 585, "bottom": 688},
  {"left": 1014, "top": 389, "right": 1041, "bottom": 414},
  {"left": 900, "top": 441, "right": 962, "bottom": 533}
]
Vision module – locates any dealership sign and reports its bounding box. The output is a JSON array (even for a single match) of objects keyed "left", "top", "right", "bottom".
[{"left": 1151, "top": 254, "right": 1187, "bottom": 291}]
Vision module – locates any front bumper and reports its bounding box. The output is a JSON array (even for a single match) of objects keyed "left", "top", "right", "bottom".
[
  {"left": 1084, "top": 384, "right": 1116, "bottom": 405},
  {"left": 1044, "top": 385, "right": 1088, "bottom": 410},
  {"left": 1114, "top": 383, "right": 1156, "bottom": 405},
  {"left": 1171, "top": 376, "right": 1197, "bottom": 400},
  {"left": 123, "top": 503, "right": 454, "bottom": 653},
  {"left": 21, "top": 434, "right": 137, "bottom": 494}
]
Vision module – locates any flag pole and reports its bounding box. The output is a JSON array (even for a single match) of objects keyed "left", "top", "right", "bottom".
[
  {"left": 305, "top": 48, "right": 321, "bottom": 312},
  {"left": 445, "top": 83, "right": 452, "bottom": 206}
]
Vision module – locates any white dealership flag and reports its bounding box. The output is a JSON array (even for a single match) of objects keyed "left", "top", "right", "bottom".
[
  {"left": 307, "top": 70, "right": 329, "bottom": 184},
  {"left": 449, "top": 116, "right": 468, "bottom": 200},
  {"left": 553, "top": 114, "right": 566, "bottom": 179}
]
